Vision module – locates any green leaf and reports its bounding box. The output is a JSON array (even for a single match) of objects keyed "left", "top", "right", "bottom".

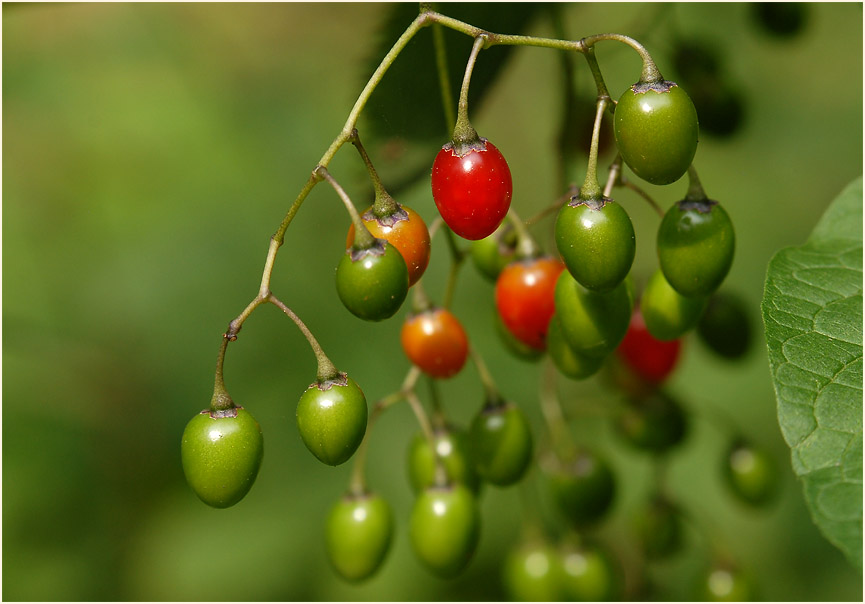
[{"left": 762, "top": 176, "right": 863, "bottom": 569}]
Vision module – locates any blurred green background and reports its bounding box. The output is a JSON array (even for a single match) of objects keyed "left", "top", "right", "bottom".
[{"left": 3, "top": 2, "right": 862, "bottom": 601}]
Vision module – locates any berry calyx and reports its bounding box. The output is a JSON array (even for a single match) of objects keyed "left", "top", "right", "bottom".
[
  {"left": 495, "top": 256, "right": 564, "bottom": 351},
  {"left": 296, "top": 373, "right": 367, "bottom": 466},
  {"left": 431, "top": 138, "right": 513, "bottom": 241},
  {"left": 614, "top": 80, "right": 699, "bottom": 185},
  {"left": 409, "top": 483, "right": 480, "bottom": 577},
  {"left": 555, "top": 197, "right": 636, "bottom": 293},
  {"left": 335, "top": 238, "right": 409, "bottom": 321},
  {"left": 325, "top": 491, "right": 393, "bottom": 582},
  {"left": 657, "top": 198, "right": 735, "bottom": 298},
  {"left": 346, "top": 204, "right": 431, "bottom": 286},
  {"left": 181, "top": 406, "right": 264, "bottom": 509},
  {"left": 469, "top": 400, "right": 534, "bottom": 487},
  {"left": 401, "top": 307, "right": 469, "bottom": 379}
]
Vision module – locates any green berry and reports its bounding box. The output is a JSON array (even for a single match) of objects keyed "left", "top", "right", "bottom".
[
  {"left": 335, "top": 238, "right": 409, "bottom": 321},
  {"left": 615, "top": 391, "right": 688, "bottom": 454},
  {"left": 697, "top": 291, "right": 753, "bottom": 360},
  {"left": 641, "top": 268, "right": 707, "bottom": 341},
  {"left": 634, "top": 496, "right": 684, "bottom": 559},
  {"left": 325, "top": 492, "right": 393, "bottom": 582},
  {"left": 547, "top": 450, "right": 616, "bottom": 527},
  {"left": 469, "top": 401, "right": 534, "bottom": 487},
  {"left": 409, "top": 484, "right": 480, "bottom": 578},
  {"left": 559, "top": 538, "right": 620, "bottom": 601},
  {"left": 296, "top": 373, "right": 367, "bottom": 466},
  {"left": 181, "top": 406, "right": 264, "bottom": 509},
  {"left": 547, "top": 315, "right": 605, "bottom": 380},
  {"left": 503, "top": 540, "right": 564, "bottom": 602},
  {"left": 407, "top": 426, "right": 480, "bottom": 494},
  {"left": 614, "top": 80, "right": 699, "bottom": 185},
  {"left": 555, "top": 198, "right": 636, "bottom": 293},
  {"left": 723, "top": 439, "right": 778, "bottom": 506},
  {"left": 657, "top": 199, "right": 735, "bottom": 298}
]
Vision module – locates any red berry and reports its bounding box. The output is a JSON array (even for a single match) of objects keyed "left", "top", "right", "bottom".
[
  {"left": 616, "top": 310, "right": 682, "bottom": 383},
  {"left": 431, "top": 139, "right": 513, "bottom": 240},
  {"left": 401, "top": 308, "right": 469, "bottom": 378},
  {"left": 495, "top": 257, "right": 564, "bottom": 351}
]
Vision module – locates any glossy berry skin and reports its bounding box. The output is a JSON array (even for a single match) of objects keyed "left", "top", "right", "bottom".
[
  {"left": 325, "top": 492, "right": 393, "bottom": 582},
  {"left": 554, "top": 270, "right": 634, "bottom": 359},
  {"left": 614, "top": 81, "right": 699, "bottom": 185},
  {"left": 503, "top": 541, "right": 564, "bottom": 602},
  {"left": 409, "top": 484, "right": 480, "bottom": 578},
  {"left": 634, "top": 496, "right": 683, "bottom": 559},
  {"left": 698, "top": 564, "right": 754, "bottom": 602},
  {"left": 181, "top": 407, "right": 263, "bottom": 509},
  {"left": 641, "top": 269, "right": 707, "bottom": 341},
  {"left": 470, "top": 223, "right": 518, "bottom": 282},
  {"left": 723, "top": 440, "right": 778, "bottom": 506},
  {"left": 469, "top": 402, "right": 534, "bottom": 487},
  {"left": 697, "top": 292, "right": 752, "bottom": 360},
  {"left": 658, "top": 199, "right": 735, "bottom": 298},
  {"left": 335, "top": 239, "right": 409, "bottom": 321},
  {"left": 616, "top": 310, "right": 682, "bottom": 384},
  {"left": 407, "top": 426, "right": 480, "bottom": 494},
  {"left": 555, "top": 199, "right": 636, "bottom": 292},
  {"left": 431, "top": 139, "right": 513, "bottom": 240},
  {"left": 346, "top": 205, "right": 430, "bottom": 286},
  {"left": 296, "top": 374, "right": 367, "bottom": 466},
  {"left": 615, "top": 391, "right": 688, "bottom": 454},
  {"left": 401, "top": 308, "right": 469, "bottom": 379},
  {"left": 546, "top": 450, "right": 616, "bottom": 527},
  {"left": 495, "top": 256, "right": 564, "bottom": 351},
  {"left": 547, "top": 316, "right": 604, "bottom": 380},
  {"left": 559, "top": 539, "right": 620, "bottom": 602}
]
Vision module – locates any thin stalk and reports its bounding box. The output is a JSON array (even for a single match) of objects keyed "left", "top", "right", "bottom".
[
  {"left": 452, "top": 35, "right": 486, "bottom": 145},
  {"left": 432, "top": 19, "right": 456, "bottom": 133},
  {"left": 348, "top": 389, "right": 406, "bottom": 496},
  {"left": 539, "top": 359, "right": 577, "bottom": 460},
  {"left": 349, "top": 129, "right": 398, "bottom": 216},
  {"left": 685, "top": 165, "right": 709, "bottom": 202},
  {"left": 469, "top": 346, "right": 501, "bottom": 403},
  {"left": 210, "top": 335, "right": 235, "bottom": 411},
  {"left": 581, "top": 32, "right": 662, "bottom": 83},
  {"left": 268, "top": 294, "right": 339, "bottom": 382},
  {"left": 405, "top": 390, "right": 447, "bottom": 486},
  {"left": 579, "top": 97, "right": 609, "bottom": 202},
  {"left": 316, "top": 167, "right": 375, "bottom": 249},
  {"left": 506, "top": 208, "right": 540, "bottom": 259}
]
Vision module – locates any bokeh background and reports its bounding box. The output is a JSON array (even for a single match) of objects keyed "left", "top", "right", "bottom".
[{"left": 3, "top": 2, "right": 862, "bottom": 601}]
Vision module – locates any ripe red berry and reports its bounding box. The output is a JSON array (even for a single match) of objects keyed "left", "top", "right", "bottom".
[
  {"left": 616, "top": 310, "right": 682, "bottom": 384},
  {"left": 401, "top": 308, "right": 469, "bottom": 379},
  {"left": 431, "top": 139, "right": 513, "bottom": 241},
  {"left": 495, "top": 257, "right": 564, "bottom": 351}
]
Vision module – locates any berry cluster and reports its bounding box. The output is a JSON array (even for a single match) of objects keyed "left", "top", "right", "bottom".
[{"left": 180, "top": 7, "right": 773, "bottom": 600}]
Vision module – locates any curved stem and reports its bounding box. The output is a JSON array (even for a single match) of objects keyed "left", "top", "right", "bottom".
[
  {"left": 268, "top": 294, "right": 339, "bottom": 382},
  {"left": 405, "top": 389, "right": 447, "bottom": 485},
  {"left": 350, "top": 129, "right": 398, "bottom": 216},
  {"left": 581, "top": 46, "right": 611, "bottom": 102},
  {"left": 685, "top": 164, "right": 709, "bottom": 202},
  {"left": 579, "top": 97, "right": 609, "bottom": 202},
  {"left": 452, "top": 35, "right": 486, "bottom": 145},
  {"left": 316, "top": 167, "right": 375, "bottom": 249},
  {"left": 581, "top": 33, "right": 662, "bottom": 83},
  {"left": 210, "top": 335, "right": 235, "bottom": 411},
  {"left": 469, "top": 346, "right": 501, "bottom": 404},
  {"left": 606, "top": 156, "right": 664, "bottom": 218},
  {"left": 539, "top": 358, "right": 576, "bottom": 460}
]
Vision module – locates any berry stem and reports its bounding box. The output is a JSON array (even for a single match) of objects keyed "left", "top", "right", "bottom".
[
  {"left": 580, "top": 32, "right": 663, "bottom": 84},
  {"left": 347, "top": 366, "right": 422, "bottom": 496},
  {"left": 685, "top": 165, "right": 710, "bottom": 202},
  {"left": 606, "top": 155, "right": 664, "bottom": 218},
  {"left": 349, "top": 129, "right": 399, "bottom": 217},
  {"left": 210, "top": 335, "right": 235, "bottom": 412},
  {"left": 405, "top": 389, "right": 448, "bottom": 486},
  {"left": 469, "top": 346, "right": 502, "bottom": 405},
  {"left": 316, "top": 166, "right": 376, "bottom": 250},
  {"left": 426, "top": 377, "right": 447, "bottom": 428},
  {"left": 268, "top": 294, "right": 340, "bottom": 382},
  {"left": 452, "top": 35, "right": 486, "bottom": 146},
  {"left": 539, "top": 358, "right": 577, "bottom": 461},
  {"left": 579, "top": 96, "right": 610, "bottom": 203}
]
